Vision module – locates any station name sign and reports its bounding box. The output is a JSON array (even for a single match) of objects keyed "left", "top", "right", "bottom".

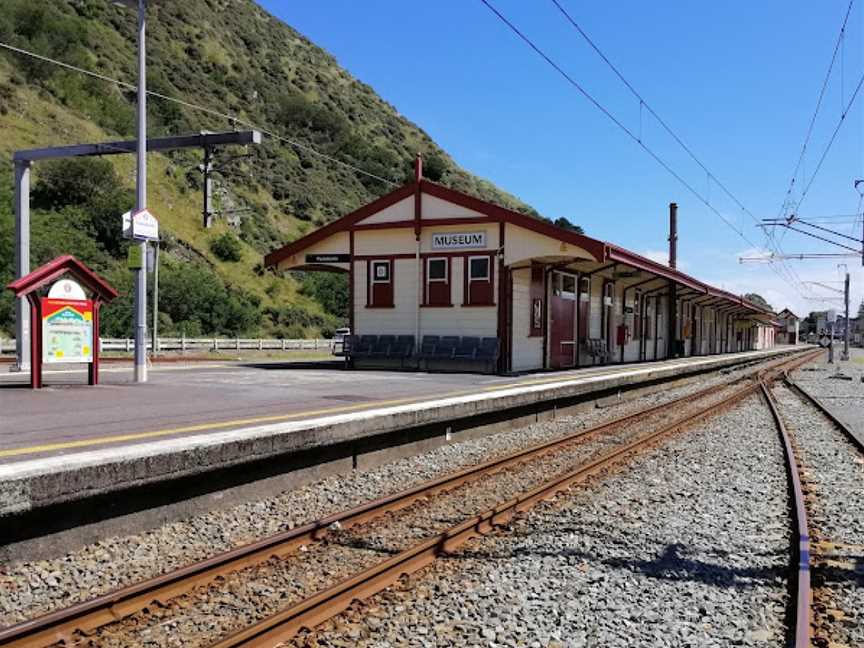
[
  {"left": 431, "top": 231, "right": 486, "bottom": 250},
  {"left": 305, "top": 254, "right": 350, "bottom": 263}
]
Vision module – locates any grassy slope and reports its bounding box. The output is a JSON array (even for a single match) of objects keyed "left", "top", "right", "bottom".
[
  {"left": 0, "top": 0, "right": 538, "bottom": 333},
  {"left": 0, "top": 57, "right": 314, "bottom": 318}
]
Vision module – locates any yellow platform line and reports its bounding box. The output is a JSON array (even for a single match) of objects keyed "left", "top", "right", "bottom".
[{"left": 0, "top": 356, "right": 728, "bottom": 461}]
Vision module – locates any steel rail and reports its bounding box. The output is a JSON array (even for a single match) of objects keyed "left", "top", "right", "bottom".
[
  {"left": 759, "top": 381, "right": 812, "bottom": 648},
  {"left": 0, "top": 371, "right": 759, "bottom": 646},
  {"left": 783, "top": 374, "right": 864, "bottom": 454},
  {"left": 0, "top": 349, "right": 818, "bottom": 648},
  {"left": 210, "top": 377, "right": 774, "bottom": 647}
]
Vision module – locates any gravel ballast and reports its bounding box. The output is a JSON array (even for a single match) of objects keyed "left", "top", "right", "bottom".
[
  {"left": 773, "top": 374, "right": 864, "bottom": 648},
  {"left": 0, "top": 363, "right": 769, "bottom": 629},
  {"left": 300, "top": 394, "right": 792, "bottom": 648},
  {"left": 69, "top": 385, "right": 750, "bottom": 647}
]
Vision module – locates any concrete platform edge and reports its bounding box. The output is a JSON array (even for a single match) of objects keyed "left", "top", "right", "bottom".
[{"left": 0, "top": 348, "right": 801, "bottom": 519}]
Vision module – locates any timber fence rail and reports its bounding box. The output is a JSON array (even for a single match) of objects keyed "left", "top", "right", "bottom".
[{"left": 0, "top": 337, "right": 333, "bottom": 355}]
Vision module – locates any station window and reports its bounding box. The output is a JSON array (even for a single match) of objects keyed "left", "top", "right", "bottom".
[
  {"left": 554, "top": 272, "right": 577, "bottom": 299},
  {"left": 633, "top": 293, "right": 642, "bottom": 340},
  {"left": 425, "top": 257, "right": 451, "bottom": 306},
  {"left": 465, "top": 255, "right": 494, "bottom": 306},
  {"left": 368, "top": 259, "right": 393, "bottom": 307}
]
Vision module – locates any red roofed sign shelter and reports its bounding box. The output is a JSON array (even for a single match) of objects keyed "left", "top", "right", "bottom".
[{"left": 7, "top": 255, "right": 118, "bottom": 389}]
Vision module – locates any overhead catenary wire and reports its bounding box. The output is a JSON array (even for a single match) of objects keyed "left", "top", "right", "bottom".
[
  {"left": 548, "top": 0, "right": 810, "bottom": 295},
  {"left": 797, "top": 69, "right": 864, "bottom": 208},
  {"left": 479, "top": 0, "right": 812, "bottom": 297},
  {"left": 477, "top": 0, "right": 743, "bottom": 237},
  {"left": 778, "top": 0, "right": 856, "bottom": 220},
  {"left": 0, "top": 41, "right": 399, "bottom": 187}
]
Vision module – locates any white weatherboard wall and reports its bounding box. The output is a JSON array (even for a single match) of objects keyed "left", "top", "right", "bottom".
[
  {"left": 511, "top": 267, "right": 543, "bottom": 371},
  {"left": 620, "top": 284, "right": 641, "bottom": 364},
  {"left": 354, "top": 258, "right": 419, "bottom": 336},
  {"left": 420, "top": 257, "right": 497, "bottom": 338},
  {"left": 421, "top": 194, "right": 487, "bottom": 220},
  {"left": 357, "top": 196, "right": 414, "bottom": 225},
  {"left": 353, "top": 257, "right": 498, "bottom": 339}
]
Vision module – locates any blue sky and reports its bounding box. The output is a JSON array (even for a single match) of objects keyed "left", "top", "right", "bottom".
[{"left": 260, "top": 0, "right": 864, "bottom": 317}]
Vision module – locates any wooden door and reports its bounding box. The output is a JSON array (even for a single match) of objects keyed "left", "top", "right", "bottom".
[{"left": 550, "top": 294, "right": 576, "bottom": 368}]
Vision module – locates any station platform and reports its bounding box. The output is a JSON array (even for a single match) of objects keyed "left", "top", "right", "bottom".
[{"left": 0, "top": 346, "right": 802, "bottom": 553}]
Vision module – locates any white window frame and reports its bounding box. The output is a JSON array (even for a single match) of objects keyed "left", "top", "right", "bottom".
[
  {"left": 427, "top": 257, "right": 448, "bottom": 283},
  {"left": 554, "top": 271, "right": 577, "bottom": 300},
  {"left": 467, "top": 255, "right": 490, "bottom": 282},
  {"left": 371, "top": 259, "right": 391, "bottom": 284}
]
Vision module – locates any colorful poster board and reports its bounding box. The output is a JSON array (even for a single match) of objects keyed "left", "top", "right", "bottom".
[{"left": 42, "top": 298, "right": 94, "bottom": 364}]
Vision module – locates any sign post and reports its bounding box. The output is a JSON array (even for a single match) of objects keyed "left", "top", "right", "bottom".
[{"left": 6, "top": 255, "right": 118, "bottom": 389}]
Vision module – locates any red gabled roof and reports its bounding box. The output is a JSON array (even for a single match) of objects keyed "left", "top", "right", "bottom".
[
  {"left": 264, "top": 183, "right": 417, "bottom": 267},
  {"left": 263, "top": 179, "right": 774, "bottom": 317},
  {"left": 265, "top": 179, "right": 608, "bottom": 267},
  {"left": 7, "top": 255, "right": 119, "bottom": 302}
]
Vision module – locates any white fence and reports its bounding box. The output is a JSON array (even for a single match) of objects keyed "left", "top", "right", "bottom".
[{"left": 0, "top": 337, "right": 332, "bottom": 354}]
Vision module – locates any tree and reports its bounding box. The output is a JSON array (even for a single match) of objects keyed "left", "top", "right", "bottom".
[
  {"left": 299, "top": 272, "right": 348, "bottom": 320},
  {"left": 210, "top": 232, "right": 243, "bottom": 262},
  {"left": 553, "top": 217, "right": 584, "bottom": 235},
  {"left": 744, "top": 293, "right": 773, "bottom": 312}
]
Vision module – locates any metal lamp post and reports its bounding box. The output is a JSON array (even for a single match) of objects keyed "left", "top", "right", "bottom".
[{"left": 114, "top": 0, "right": 148, "bottom": 382}]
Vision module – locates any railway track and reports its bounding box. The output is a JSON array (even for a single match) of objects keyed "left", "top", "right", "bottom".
[
  {"left": 763, "top": 369, "right": 864, "bottom": 648},
  {"left": 0, "top": 349, "right": 820, "bottom": 648}
]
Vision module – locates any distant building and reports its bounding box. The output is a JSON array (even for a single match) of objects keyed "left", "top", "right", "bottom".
[{"left": 775, "top": 308, "right": 800, "bottom": 345}]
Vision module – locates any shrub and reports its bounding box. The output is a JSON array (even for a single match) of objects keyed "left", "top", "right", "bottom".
[{"left": 210, "top": 232, "right": 243, "bottom": 262}]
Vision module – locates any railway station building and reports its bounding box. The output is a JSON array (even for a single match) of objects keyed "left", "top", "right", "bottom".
[{"left": 265, "top": 160, "right": 776, "bottom": 373}]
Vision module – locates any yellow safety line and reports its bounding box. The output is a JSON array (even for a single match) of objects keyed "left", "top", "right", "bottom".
[
  {"left": 0, "top": 350, "right": 768, "bottom": 460},
  {"left": 1, "top": 366, "right": 630, "bottom": 460}
]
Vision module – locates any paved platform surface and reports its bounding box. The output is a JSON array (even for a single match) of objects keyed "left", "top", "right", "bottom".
[
  {"left": 791, "top": 346, "right": 864, "bottom": 444},
  {"left": 0, "top": 347, "right": 805, "bottom": 527},
  {"left": 0, "top": 349, "right": 794, "bottom": 465}
]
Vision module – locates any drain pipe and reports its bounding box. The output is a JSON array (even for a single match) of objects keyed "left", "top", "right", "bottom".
[{"left": 414, "top": 154, "right": 423, "bottom": 348}]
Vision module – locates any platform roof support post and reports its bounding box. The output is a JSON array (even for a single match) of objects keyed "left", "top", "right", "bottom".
[{"left": 14, "top": 159, "right": 31, "bottom": 371}]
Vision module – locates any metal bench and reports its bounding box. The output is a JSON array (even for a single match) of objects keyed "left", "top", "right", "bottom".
[{"left": 586, "top": 338, "right": 611, "bottom": 365}]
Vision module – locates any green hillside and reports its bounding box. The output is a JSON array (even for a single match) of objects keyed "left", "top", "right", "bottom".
[{"left": 0, "top": 0, "right": 538, "bottom": 339}]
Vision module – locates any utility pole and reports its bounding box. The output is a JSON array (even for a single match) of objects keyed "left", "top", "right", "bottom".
[
  {"left": 13, "top": 160, "right": 30, "bottom": 371},
  {"left": 151, "top": 243, "right": 159, "bottom": 357},
  {"left": 202, "top": 145, "right": 214, "bottom": 228},
  {"left": 133, "top": 0, "right": 148, "bottom": 383},
  {"left": 842, "top": 268, "right": 850, "bottom": 361},
  {"left": 667, "top": 202, "right": 678, "bottom": 359}
]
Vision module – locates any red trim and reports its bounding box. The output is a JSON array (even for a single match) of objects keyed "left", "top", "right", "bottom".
[
  {"left": 497, "top": 221, "right": 507, "bottom": 373},
  {"left": 421, "top": 216, "right": 496, "bottom": 226},
  {"left": 287, "top": 264, "right": 349, "bottom": 273},
  {"left": 423, "top": 256, "right": 452, "bottom": 307},
  {"left": 264, "top": 183, "right": 416, "bottom": 267},
  {"left": 423, "top": 250, "right": 497, "bottom": 259},
  {"left": 353, "top": 216, "right": 495, "bottom": 231},
  {"left": 355, "top": 253, "right": 416, "bottom": 261},
  {"left": 606, "top": 246, "right": 705, "bottom": 294},
  {"left": 348, "top": 231, "right": 355, "bottom": 334},
  {"left": 263, "top": 178, "right": 772, "bottom": 319},
  {"left": 7, "top": 254, "right": 118, "bottom": 301},
  {"left": 29, "top": 296, "right": 41, "bottom": 389},
  {"left": 367, "top": 257, "right": 395, "bottom": 308},
  {"left": 89, "top": 302, "right": 100, "bottom": 386},
  {"left": 464, "top": 253, "right": 495, "bottom": 306},
  {"left": 354, "top": 220, "right": 415, "bottom": 231},
  {"left": 414, "top": 178, "right": 421, "bottom": 238}
]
